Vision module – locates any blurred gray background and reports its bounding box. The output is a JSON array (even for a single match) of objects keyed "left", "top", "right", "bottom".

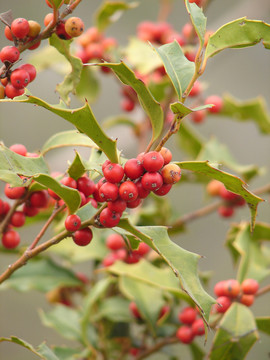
[{"left": 0, "top": 0, "right": 270, "bottom": 359}]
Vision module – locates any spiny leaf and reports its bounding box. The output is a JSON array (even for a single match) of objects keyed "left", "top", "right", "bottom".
[
  {"left": 204, "top": 18, "right": 270, "bottom": 62},
  {"left": 67, "top": 151, "right": 86, "bottom": 180},
  {"left": 177, "top": 161, "right": 264, "bottom": 230},
  {"left": 95, "top": 1, "right": 138, "bottom": 31},
  {"left": 155, "top": 40, "right": 195, "bottom": 100},
  {"left": 41, "top": 130, "right": 98, "bottom": 155},
  {"left": 0, "top": 94, "right": 118, "bottom": 163},
  {"left": 220, "top": 94, "right": 270, "bottom": 134},
  {"left": 92, "top": 61, "right": 163, "bottom": 145},
  {"left": 184, "top": 0, "right": 207, "bottom": 47},
  {"left": 256, "top": 317, "right": 270, "bottom": 335},
  {"left": 0, "top": 336, "right": 44, "bottom": 359}
]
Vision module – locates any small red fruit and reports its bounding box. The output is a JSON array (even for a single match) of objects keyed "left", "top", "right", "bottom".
[
  {"left": 129, "top": 301, "right": 141, "bottom": 319},
  {"left": 126, "top": 197, "right": 142, "bottom": 209},
  {"left": 106, "top": 233, "right": 125, "bottom": 250},
  {"left": 9, "top": 144, "right": 27, "bottom": 156},
  {"left": 239, "top": 294, "right": 254, "bottom": 307},
  {"left": 119, "top": 181, "right": 139, "bottom": 202},
  {"left": 77, "top": 176, "right": 95, "bottom": 196},
  {"left": 205, "top": 95, "right": 223, "bottom": 113},
  {"left": 107, "top": 198, "right": 127, "bottom": 213},
  {"left": 190, "top": 109, "right": 207, "bottom": 124},
  {"left": 133, "top": 242, "right": 151, "bottom": 256},
  {"left": 142, "top": 151, "right": 164, "bottom": 172},
  {"left": 214, "top": 280, "right": 227, "bottom": 297},
  {"left": 159, "top": 147, "right": 172, "bottom": 165},
  {"left": 141, "top": 172, "right": 163, "bottom": 191},
  {"left": 0, "top": 46, "right": 20, "bottom": 64},
  {"left": 73, "top": 227, "right": 93, "bottom": 246},
  {"left": 99, "top": 208, "right": 121, "bottom": 228},
  {"left": 121, "top": 98, "right": 135, "bottom": 112},
  {"left": 11, "top": 69, "right": 30, "bottom": 89},
  {"left": 18, "top": 64, "right": 37, "bottom": 83},
  {"left": 176, "top": 325, "right": 194, "bottom": 344},
  {"left": 5, "top": 183, "right": 26, "bottom": 199},
  {"left": 23, "top": 203, "right": 39, "bottom": 217},
  {"left": 65, "top": 214, "right": 81, "bottom": 232},
  {"left": 223, "top": 279, "right": 241, "bottom": 298},
  {"left": 2, "top": 230, "right": 20, "bottom": 249},
  {"left": 103, "top": 163, "right": 124, "bottom": 183},
  {"left": 135, "top": 179, "right": 150, "bottom": 199},
  {"left": 61, "top": 176, "right": 77, "bottom": 189},
  {"left": 218, "top": 205, "right": 234, "bottom": 218},
  {"left": 10, "top": 211, "right": 26, "bottom": 227},
  {"left": 241, "top": 279, "right": 259, "bottom": 295},
  {"left": 99, "top": 182, "right": 119, "bottom": 202},
  {"left": 191, "top": 318, "right": 205, "bottom": 336},
  {"left": 178, "top": 307, "right": 197, "bottom": 325},
  {"left": 4, "top": 26, "right": 13, "bottom": 41},
  {"left": 215, "top": 296, "right": 231, "bottom": 313},
  {"left": 124, "top": 158, "right": 144, "bottom": 180},
  {"left": 11, "top": 18, "right": 30, "bottom": 39},
  {"left": 5, "top": 83, "right": 24, "bottom": 99},
  {"left": 154, "top": 183, "right": 172, "bottom": 196},
  {"left": 30, "top": 190, "right": 48, "bottom": 208}
]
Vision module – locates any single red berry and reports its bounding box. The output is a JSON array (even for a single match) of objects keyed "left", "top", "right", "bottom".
[
  {"left": 44, "top": 13, "right": 54, "bottom": 27},
  {"left": 125, "top": 251, "right": 141, "bottom": 264},
  {"left": 205, "top": 95, "right": 223, "bottom": 113},
  {"left": 2, "top": 201, "right": 10, "bottom": 215},
  {"left": 129, "top": 301, "right": 141, "bottom": 319},
  {"left": 219, "top": 186, "right": 239, "bottom": 201},
  {"left": 61, "top": 176, "right": 77, "bottom": 189},
  {"left": 11, "top": 18, "right": 30, "bottom": 39},
  {"left": 2, "top": 230, "right": 20, "bottom": 249},
  {"left": 56, "top": 21, "right": 72, "bottom": 40},
  {"left": 86, "top": 197, "right": 98, "bottom": 208},
  {"left": 85, "top": 43, "right": 104, "bottom": 60},
  {"left": 178, "top": 307, "right": 197, "bottom": 325},
  {"left": 142, "top": 151, "right": 164, "bottom": 172},
  {"left": 99, "top": 208, "right": 121, "bottom": 228},
  {"left": 5, "top": 183, "right": 26, "bottom": 199},
  {"left": 124, "top": 158, "right": 144, "bottom": 180},
  {"left": 135, "top": 179, "right": 150, "bottom": 199},
  {"left": 241, "top": 279, "right": 259, "bottom": 295},
  {"left": 133, "top": 242, "right": 151, "bottom": 256},
  {"left": 18, "top": 64, "right": 36, "bottom": 82},
  {"left": 77, "top": 176, "right": 95, "bottom": 196},
  {"left": 189, "top": 81, "right": 202, "bottom": 97},
  {"left": 176, "top": 325, "right": 194, "bottom": 344},
  {"left": 215, "top": 296, "right": 231, "bottom": 313},
  {"left": 10, "top": 211, "right": 26, "bottom": 227},
  {"left": 9, "top": 143, "right": 27, "bottom": 156},
  {"left": 121, "top": 98, "right": 135, "bottom": 112},
  {"left": 223, "top": 279, "right": 241, "bottom": 298},
  {"left": 106, "top": 233, "right": 125, "bottom": 250},
  {"left": 93, "top": 185, "right": 105, "bottom": 203},
  {"left": 65, "top": 214, "right": 81, "bottom": 232},
  {"left": 141, "top": 172, "right": 163, "bottom": 191},
  {"left": 119, "top": 181, "right": 139, "bottom": 202},
  {"left": 103, "top": 163, "right": 124, "bottom": 183},
  {"left": 161, "top": 164, "right": 181, "bottom": 184},
  {"left": 190, "top": 109, "right": 207, "bottom": 124},
  {"left": 0, "top": 46, "right": 20, "bottom": 64},
  {"left": 218, "top": 205, "right": 234, "bottom": 218},
  {"left": 102, "top": 160, "right": 111, "bottom": 173},
  {"left": 30, "top": 190, "right": 48, "bottom": 208},
  {"left": 107, "top": 198, "right": 127, "bottom": 213},
  {"left": 99, "top": 182, "right": 119, "bottom": 202},
  {"left": 4, "top": 26, "right": 13, "bottom": 41},
  {"left": 102, "top": 252, "right": 118, "bottom": 267},
  {"left": 73, "top": 227, "right": 93, "bottom": 246},
  {"left": 191, "top": 318, "right": 205, "bottom": 336},
  {"left": 154, "top": 183, "right": 172, "bottom": 196},
  {"left": 214, "top": 280, "right": 227, "bottom": 297},
  {"left": 5, "top": 83, "right": 24, "bottom": 99},
  {"left": 126, "top": 197, "right": 142, "bottom": 209},
  {"left": 23, "top": 203, "right": 39, "bottom": 217},
  {"left": 239, "top": 294, "right": 254, "bottom": 307},
  {"left": 159, "top": 147, "right": 172, "bottom": 165}
]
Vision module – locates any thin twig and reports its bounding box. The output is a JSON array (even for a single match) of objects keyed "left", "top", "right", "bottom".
[
  {"left": 255, "top": 284, "right": 270, "bottom": 298},
  {"left": 135, "top": 337, "right": 179, "bottom": 360}
]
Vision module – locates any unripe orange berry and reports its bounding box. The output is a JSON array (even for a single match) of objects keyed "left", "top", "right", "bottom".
[
  {"left": 240, "top": 294, "right": 254, "bottom": 307},
  {"left": 206, "top": 180, "right": 223, "bottom": 197},
  {"left": 0, "top": 85, "right": 5, "bottom": 99},
  {"left": 241, "top": 279, "right": 259, "bottom": 295},
  {"left": 28, "top": 20, "right": 41, "bottom": 37},
  {"left": 44, "top": 13, "right": 54, "bottom": 27},
  {"left": 161, "top": 163, "right": 181, "bottom": 184},
  {"left": 65, "top": 17, "right": 84, "bottom": 38},
  {"left": 159, "top": 147, "right": 172, "bottom": 165},
  {"left": 223, "top": 279, "right": 241, "bottom": 298}
]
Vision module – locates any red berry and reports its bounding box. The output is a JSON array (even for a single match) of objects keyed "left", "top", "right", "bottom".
[
  {"left": 2, "top": 201, "right": 10, "bottom": 215},
  {"left": 9, "top": 143, "right": 27, "bottom": 156},
  {"left": 154, "top": 183, "right": 172, "bottom": 196},
  {"left": 114, "top": 248, "right": 127, "bottom": 261},
  {"left": 107, "top": 198, "right": 127, "bottom": 213},
  {"left": 142, "top": 151, "right": 164, "bottom": 172},
  {"left": 61, "top": 176, "right": 77, "bottom": 189},
  {"left": 135, "top": 179, "right": 150, "bottom": 199},
  {"left": 103, "top": 163, "right": 124, "bottom": 183},
  {"left": 190, "top": 110, "right": 207, "bottom": 124},
  {"left": 205, "top": 95, "right": 223, "bottom": 113},
  {"left": 159, "top": 147, "right": 172, "bottom": 165},
  {"left": 102, "top": 160, "right": 111, "bottom": 173},
  {"left": 18, "top": 64, "right": 36, "bottom": 82},
  {"left": 73, "top": 227, "right": 93, "bottom": 246},
  {"left": 44, "top": 13, "right": 54, "bottom": 27},
  {"left": 218, "top": 205, "right": 234, "bottom": 218},
  {"left": 223, "top": 279, "right": 241, "bottom": 298},
  {"left": 189, "top": 81, "right": 202, "bottom": 97},
  {"left": 219, "top": 186, "right": 239, "bottom": 201},
  {"left": 119, "top": 181, "right": 139, "bottom": 202},
  {"left": 239, "top": 294, "right": 254, "bottom": 307},
  {"left": 129, "top": 301, "right": 141, "bottom": 319},
  {"left": 214, "top": 280, "right": 227, "bottom": 297},
  {"left": 93, "top": 185, "right": 105, "bottom": 203},
  {"left": 159, "top": 305, "right": 170, "bottom": 319},
  {"left": 125, "top": 251, "right": 141, "bottom": 264},
  {"left": 5, "top": 183, "right": 26, "bottom": 199},
  {"left": 86, "top": 43, "right": 104, "bottom": 60},
  {"left": 5, "top": 83, "right": 24, "bottom": 99},
  {"left": 56, "top": 21, "right": 72, "bottom": 40},
  {"left": 23, "top": 203, "right": 39, "bottom": 217},
  {"left": 48, "top": 188, "right": 60, "bottom": 201},
  {"left": 121, "top": 98, "right": 135, "bottom": 112},
  {"left": 4, "top": 26, "right": 13, "bottom": 41},
  {"left": 215, "top": 296, "right": 231, "bottom": 313},
  {"left": 206, "top": 180, "right": 223, "bottom": 197},
  {"left": 126, "top": 197, "right": 142, "bottom": 209},
  {"left": 77, "top": 176, "right": 95, "bottom": 196},
  {"left": 79, "top": 191, "right": 86, "bottom": 207},
  {"left": 176, "top": 325, "right": 194, "bottom": 344},
  {"left": 141, "top": 172, "right": 163, "bottom": 191},
  {"left": 65, "top": 214, "right": 81, "bottom": 232},
  {"left": 0, "top": 46, "right": 20, "bottom": 64},
  {"left": 30, "top": 190, "right": 48, "bottom": 208},
  {"left": 2, "top": 230, "right": 20, "bottom": 249},
  {"left": 161, "top": 164, "right": 181, "bottom": 184},
  {"left": 106, "top": 233, "right": 125, "bottom": 250},
  {"left": 102, "top": 253, "right": 118, "bottom": 267},
  {"left": 99, "top": 208, "right": 121, "bottom": 228},
  {"left": 191, "top": 318, "right": 205, "bottom": 336},
  {"left": 86, "top": 197, "right": 98, "bottom": 208},
  {"left": 182, "top": 23, "right": 193, "bottom": 40},
  {"left": 11, "top": 18, "right": 30, "bottom": 39},
  {"left": 178, "top": 307, "right": 197, "bottom": 325},
  {"left": 124, "top": 159, "right": 144, "bottom": 180},
  {"left": 241, "top": 279, "right": 259, "bottom": 295},
  {"left": 133, "top": 242, "right": 151, "bottom": 256},
  {"left": 10, "top": 211, "right": 26, "bottom": 227},
  {"left": 99, "top": 182, "right": 119, "bottom": 202}
]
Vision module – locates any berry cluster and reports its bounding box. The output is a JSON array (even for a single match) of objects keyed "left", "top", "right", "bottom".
[
  {"left": 102, "top": 233, "right": 151, "bottom": 267},
  {"left": 207, "top": 180, "right": 245, "bottom": 217},
  {"left": 75, "top": 26, "right": 117, "bottom": 65},
  {"left": 176, "top": 306, "right": 205, "bottom": 344},
  {"left": 213, "top": 278, "right": 259, "bottom": 314}
]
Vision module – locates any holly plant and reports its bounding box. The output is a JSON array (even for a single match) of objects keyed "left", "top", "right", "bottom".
[{"left": 0, "top": 0, "right": 269, "bottom": 359}]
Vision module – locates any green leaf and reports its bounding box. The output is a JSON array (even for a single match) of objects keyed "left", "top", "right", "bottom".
[
  {"left": 34, "top": 174, "right": 81, "bottom": 214},
  {"left": 75, "top": 66, "right": 100, "bottom": 103},
  {"left": 46, "top": 0, "right": 64, "bottom": 9},
  {"left": 155, "top": 40, "right": 195, "bottom": 100},
  {"left": 95, "top": 1, "right": 138, "bottom": 31},
  {"left": 226, "top": 223, "right": 270, "bottom": 283},
  {"left": 0, "top": 257, "right": 81, "bottom": 292},
  {"left": 41, "top": 130, "right": 98, "bottom": 155},
  {"left": 204, "top": 18, "right": 270, "bottom": 61},
  {"left": 185, "top": 0, "right": 207, "bottom": 47},
  {"left": 256, "top": 317, "right": 270, "bottom": 335},
  {"left": 67, "top": 151, "right": 86, "bottom": 180},
  {"left": 170, "top": 102, "right": 212, "bottom": 117},
  {"left": 119, "top": 276, "right": 164, "bottom": 332},
  {"left": 94, "top": 61, "right": 164, "bottom": 145},
  {"left": 197, "top": 137, "right": 260, "bottom": 182},
  {"left": 220, "top": 94, "right": 270, "bottom": 134},
  {"left": 177, "top": 161, "right": 264, "bottom": 230},
  {"left": 36, "top": 343, "right": 60, "bottom": 360},
  {"left": 93, "top": 296, "right": 132, "bottom": 322},
  {"left": 190, "top": 342, "right": 205, "bottom": 360},
  {"left": 40, "top": 305, "right": 82, "bottom": 342},
  {"left": 124, "top": 37, "right": 162, "bottom": 75},
  {"left": 53, "top": 347, "right": 84, "bottom": 360},
  {"left": 209, "top": 303, "right": 259, "bottom": 360},
  {"left": 49, "top": 34, "right": 83, "bottom": 105},
  {"left": 0, "top": 336, "right": 44, "bottom": 359},
  {"left": 0, "top": 94, "right": 118, "bottom": 163},
  {"left": 117, "top": 220, "right": 215, "bottom": 323}
]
